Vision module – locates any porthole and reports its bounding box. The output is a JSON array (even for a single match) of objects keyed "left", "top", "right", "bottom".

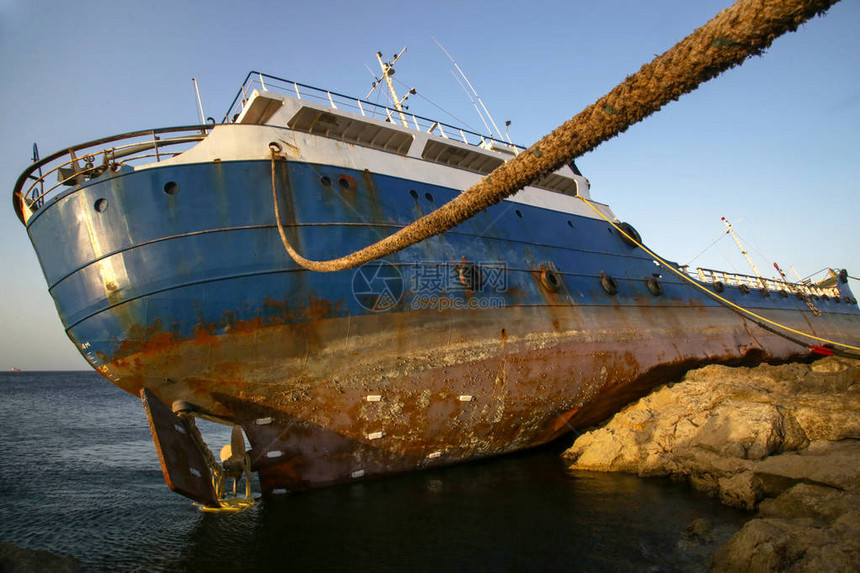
[
  {"left": 539, "top": 269, "right": 561, "bottom": 293},
  {"left": 738, "top": 284, "right": 751, "bottom": 294},
  {"left": 410, "top": 189, "right": 418, "bottom": 199},
  {"left": 713, "top": 281, "right": 725, "bottom": 293},
  {"left": 425, "top": 192, "right": 434, "bottom": 202},
  {"left": 567, "top": 220, "right": 574, "bottom": 228},
  {"left": 320, "top": 176, "right": 332, "bottom": 187},
  {"left": 515, "top": 209, "right": 523, "bottom": 218},
  {"left": 94, "top": 198, "right": 108, "bottom": 212},
  {"left": 338, "top": 177, "right": 352, "bottom": 190},
  {"left": 647, "top": 277, "right": 663, "bottom": 296},
  {"left": 163, "top": 181, "right": 179, "bottom": 195}
]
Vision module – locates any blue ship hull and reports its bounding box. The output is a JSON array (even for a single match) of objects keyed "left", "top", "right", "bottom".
[{"left": 22, "top": 154, "right": 860, "bottom": 494}]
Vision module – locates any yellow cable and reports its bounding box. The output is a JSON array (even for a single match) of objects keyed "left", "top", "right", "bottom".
[{"left": 575, "top": 195, "right": 860, "bottom": 353}]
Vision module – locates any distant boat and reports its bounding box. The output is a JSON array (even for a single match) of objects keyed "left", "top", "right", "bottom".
[{"left": 10, "top": 368, "right": 21, "bottom": 372}]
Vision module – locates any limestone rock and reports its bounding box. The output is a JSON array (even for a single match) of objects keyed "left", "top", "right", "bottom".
[
  {"left": 758, "top": 483, "right": 860, "bottom": 523},
  {"left": 562, "top": 357, "right": 860, "bottom": 571},
  {"left": 563, "top": 357, "right": 860, "bottom": 502},
  {"left": 709, "top": 517, "right": 857, "bottom": 573},
  {"left": 755, "top": 439, "right": 860, "bottom": 495},
  {"left": 681, "top": 517, "right": 715, "bottom": 546},
  {"left": 717, "top": 470, "right": 764, "bottom": 510},
  {"left": 710, "top": 483, "right": 860, "bottom": 572}
]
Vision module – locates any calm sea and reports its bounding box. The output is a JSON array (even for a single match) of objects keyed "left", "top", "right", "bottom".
[{"left": 0, "top": 371, "right": 750, "bottom": 572}]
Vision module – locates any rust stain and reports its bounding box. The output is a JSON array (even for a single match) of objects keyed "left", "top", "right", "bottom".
[
  {"left": 305, "top": 296, "right": 339, "bottom": 321},
  {"left": 90, "top": 297, "right": 843, "bottom": 499},
  {"left": 105, "top": 294, "right": 342, "bottom": 365},
  {"left": 112, "top": 319, "right": 185, "bottom": 359},
  {"left": 338, "top": 173, "right": 358, "bottom": 191},
  {"left": 225, "top": 315, "right": 266, "bottom": 334},
  {"left": 275, "top": 161, "right": 304, "bottom": 254},
  {"left": 359, "top": 169, "right": 387, "bottom": 225}
]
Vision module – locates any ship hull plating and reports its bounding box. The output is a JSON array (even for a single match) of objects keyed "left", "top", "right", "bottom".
[{"left": 25, "top": 155, "right": 860, "bottom": 496}]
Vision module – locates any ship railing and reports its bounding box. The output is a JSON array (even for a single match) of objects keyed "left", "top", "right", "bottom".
[
  {"left": 13, "top": 124, "right": 212, "bottom": 222},
  {"left": 692, "top": 267, "right": 839, "bottom": 298},
  {"left": 224, "top": 71, "right": 524, "bottom": 154}
]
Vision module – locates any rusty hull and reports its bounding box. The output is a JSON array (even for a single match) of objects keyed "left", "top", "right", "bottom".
[{"left": 100, "top": 299, "right": 852, "bottom": 497}]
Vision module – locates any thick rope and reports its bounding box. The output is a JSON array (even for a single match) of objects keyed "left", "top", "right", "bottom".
[
  {"left": 270, "top": 0, "right": 839, "bottom": 272},
  {"left": 575, "top": 195, "right": 860, "bottom": 354}
]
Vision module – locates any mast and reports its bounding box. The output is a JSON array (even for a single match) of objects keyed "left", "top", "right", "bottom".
[
  {"left": 722, "top": 216, "right": 765, "bottom": 287},
  {"left": 368, "top": 48, "right": 413, "bottom": 128}
]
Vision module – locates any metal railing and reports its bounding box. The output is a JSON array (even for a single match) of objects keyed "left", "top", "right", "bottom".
[
  {"left": 223, "top": 71, "right": 524, "bottom": 153},
  {"left": 13, "top": 125, "right": 212, "bottom": 222},
  {"left": 14, "top": 71, "right": 524, "bottom": 224},
  {"left": 692, "top": 267, "right": 839, "bottom": 298}
]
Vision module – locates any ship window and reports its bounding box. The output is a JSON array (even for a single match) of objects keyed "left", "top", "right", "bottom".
[
  {"left": 424, "top": 192, "right": 434, "bottom": 202},
  {"left": 320, "top": 176, "right": 332, "bottom": 187},
  {"left": 94, "top": 198, "right": 108, "bottom": 212},
  {"left": 163, "top": 181, "right": 179, "bottom": 195},
  {"left": 409, "top": 189, "right": 418, "bottom": 199}
]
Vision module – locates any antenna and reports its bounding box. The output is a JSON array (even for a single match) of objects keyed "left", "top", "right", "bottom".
[
  {"left": 790, "top": 266, "right": 804, "bottom": 282},
  {"left": 433, "top": 37, "right": 507, "bottom": 142},
  {"left": 32, "top": 142, "right": 44, "bottom": 196},
  {"left": 192, "top": 78, "right": 206, "bottom": 124},
  {"left": 451, "top": 70, "right": 493, "bottom": 136}
]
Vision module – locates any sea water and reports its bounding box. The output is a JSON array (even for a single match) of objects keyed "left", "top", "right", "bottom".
[{"left": 0, "top": 372, "right": 751, "bottom": 572}]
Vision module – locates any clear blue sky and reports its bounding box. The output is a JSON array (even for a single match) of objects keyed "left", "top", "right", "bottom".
[{"left": 1, "top": 0, "right": 858, "bottom": 370}]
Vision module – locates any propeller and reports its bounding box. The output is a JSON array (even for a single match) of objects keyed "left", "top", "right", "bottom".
[{"left": 219, "top": 425, "right": 247, "bottom": 485}]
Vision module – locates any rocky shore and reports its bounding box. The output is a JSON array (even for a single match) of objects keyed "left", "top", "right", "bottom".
[{"left": 563, "top": 356, "right": 860, "bottom": 571}]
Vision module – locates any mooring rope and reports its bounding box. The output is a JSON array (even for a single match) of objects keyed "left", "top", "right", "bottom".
[
  {"left": 574, "top": 195, "right": 860, "bottom": 355},
  {"left": 270, "top": 144, "right": 860, "bottom": 355},
  {"left": 268, "top": 0, "right": 840, "bottom": 273}
]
